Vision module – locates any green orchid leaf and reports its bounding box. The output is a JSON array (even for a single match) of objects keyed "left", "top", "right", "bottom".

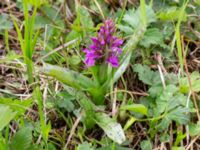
[
  {"left": 42, "top": 64, "right": 96, "bottom": 90},
  {"left": 94, "top": 113, "right": 126, "bottom": 144}
]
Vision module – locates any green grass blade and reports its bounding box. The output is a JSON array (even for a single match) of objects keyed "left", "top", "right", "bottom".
[
  {"left": 34, "top": 87, "right": 50, "bottom": 143},
  {"left": 31, "top": 29, "right": 40, "bottom": 55},
  {"left": 29, "top": 6, "right": 38, "bottom": 56},
  {"left": 12, "top": 18, "right": 24, "bottom": 53},
  {"left": 175, "top": 0, "right": 189, "bottom": 73},
  {"left": 23, "top": 0, "right": 30, "bottom": 58}
]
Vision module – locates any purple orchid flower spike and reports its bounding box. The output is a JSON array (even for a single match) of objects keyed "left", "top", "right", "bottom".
[{"left": 83, "top": 19, "right": 123, "bottom": 68}]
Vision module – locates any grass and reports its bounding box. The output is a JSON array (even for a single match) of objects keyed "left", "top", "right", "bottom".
[
  {"left": 1, "top": 0, "right": 200, "bottom": 149},
  {"left": 175, "top": 0, "right": 189, "bottom": 73},
  {"left": 12, "top": 0, "right": 39, "bottom": 84}
]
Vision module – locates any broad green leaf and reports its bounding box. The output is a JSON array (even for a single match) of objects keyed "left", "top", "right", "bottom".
[
  {"left": 179, "top": 72, "right": 200, "bottom": 93},
  {"left": 157, "top": 117, "right": 171, "bottom": 131},
  {"left": 189, "top": 121, "right": 200, "bottom": 136},
  {"left": 166, "top": 93, "right": 186, "bottom": 112},
  {"left": 0, "top": 105, "right": 16, "bottom": 131},
  {"left": 0, "top": 137, "right": 7, "bottom": 150},
  {"left": 148, "top": 85, "right": 163, "bottom": 98},
  {"left": 139, "top": 28, "right": 164, "bottom": 48},
  {"left": 10, "top": 127, "right": 32, "bottom": 150},
  {"left": 65, "top": 30, "right": 81, "bottom": 42},
  {"left": 167, "top": 107, "right": 189, "bottom": 125},
  {"left": 48, "top": 143, "right": 57, "bottom": 150},
  {"left": 123, "top": 8, "right": 139, "bottom": 29},
  {"left": 56, "top": 91, "right": 75, "bottom": 112},
  {"left": 155, "top": 84, "right": 178, "bottom": 114},
  {"left": 0, "top": 13, "right": 13, "bottom": 31},
  {"left": 117, "top": 25, "right": 133, "bottom": 35},
  {"left": 40, "top": 5, "right": 65, "bottom": 29},
  {"left": 120, "top": 104, "right": 147, "bottom": 115},
  {"left": 88, "top": 87, "right": 105, "bottom": 105},
  {"left": 77, "top": 6, "right": 94, "bottom": 30},
  {"left": 0, "top": 98, "right": 32, "bottom": 116},
  {"left": 123, "top": 5, "right": 156, "bottom": 29},
  {"left": 78, "top": 142, "right": 94, "bottom": 150},
  {"left": 158, "top": 7, "right": 187, "bottom": 21},
  {"left": 94, "top": 113, "right": 126, "bottom": 144},
  {"left": 42, "top": 64, "right": 96, "bottom": 90},
  {"left": 140, "top": 140, "right": 152, "bottom": 150},
  {"left": 67, "top": 5, "right": 94, "bottom": 41},
  {"left": 160, "top": 133, "right": 170, "bottom": 142},
  {"left": 145, "top": 5, "right": 157, "bottom": 25},
  {"left": 69, "top": 55, "right": 81, "bottom": 66},
  {"left": 80, "top": 98, "right": 96, "bottom": 129},
  {"left": 133, "top": 64, "right": 161, "bottom": 86},
  {"left": 34, "top": 15, "right": 51, "bottom": 29}
]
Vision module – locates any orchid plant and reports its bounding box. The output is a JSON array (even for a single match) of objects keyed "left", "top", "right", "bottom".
[
  {"left": 42, "top": 0, "right": 148, "bottom": 144},
  {"left": 42, "top": 16, "right": 146, "bottom": 104}
]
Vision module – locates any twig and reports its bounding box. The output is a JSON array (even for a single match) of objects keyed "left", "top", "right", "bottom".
[
  {"left": 35, "top": 39, "right": 78, "bottom": 64},
  {"left": 0, "top": 3, "right": 16, "bottom": 13},
  {"left": 93, "top": 0, "right": 105, "bottom": 19},
  {"left": 112, "top": 87, "right": 117, "bottom": 117},
  {"left": 43, "top": 83, "right": 48, "bottom": 124},
  {"left": 186, "top": 91, "right": 192, "bottom": 145},
  {"left": 64, "top": 111, "right": 83, "bottom": 149},
  {"left": 157, "top": 65, "right": 166, "bottom": 89},
  {"left": 106, "top": 89, "right": 149, "bottom": 99},
  {"left": 156, "top": 53, "right": 167, "bottom": 75},
  {"left": 185, "top": 134, "right": 200, "bottom": 150},
  {"left": 181, "top": 36, "right": 200, "bottom": 121}
]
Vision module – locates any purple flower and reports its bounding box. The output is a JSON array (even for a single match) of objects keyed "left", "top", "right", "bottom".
[{"left": 83, "top": 19, "right": 123, "bottom": 68}]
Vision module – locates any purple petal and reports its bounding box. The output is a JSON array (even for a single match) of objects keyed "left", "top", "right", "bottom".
[
  {"left": 105, "top": 35, "right": 112, "bottom": 43},
  {"left": 106, "top": 56, "right": 119, "bottom": 68},
  {"left": 112, "top": 38, "right": 123, "bottom": 47},
  {"left": 100, "top": 39, "right": 105, "bottom": 45},
  {"left": 112, "top": 47, "right": 122, "bottom": 54},
  {"left": 100, "top": 26, "right": 105, "bottom": 33},
  {"left": 85, "top": 58, "right": 95, "bottom": 67},
  {"left": 91, "top": 37, "right": 99, "bottom": 44},
  {"left": 83, "top": 48, "right": 90, "bottom": 53},
  {"left": 90, "top": 44, "right": 98, "bottom": 50}
]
